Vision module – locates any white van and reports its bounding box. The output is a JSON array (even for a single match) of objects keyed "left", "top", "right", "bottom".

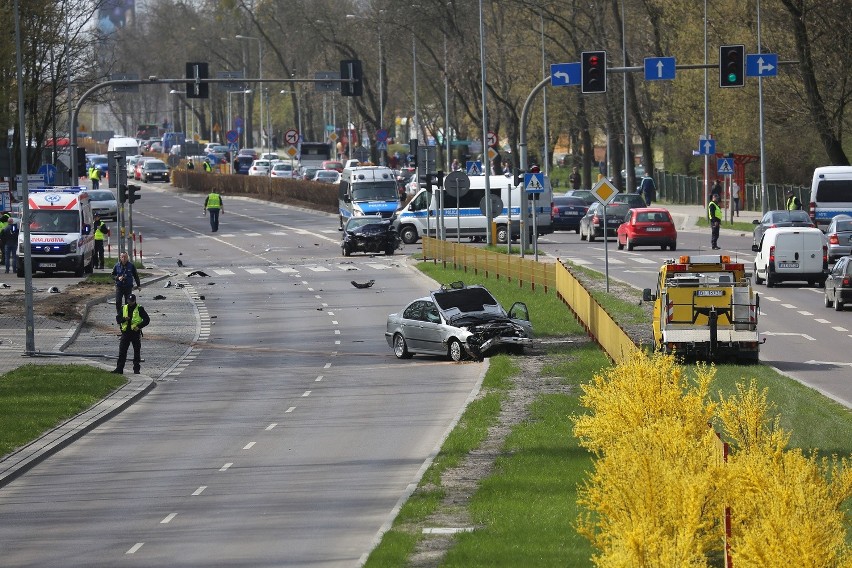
[
  {"left": 337, "top": 166, "right": 401, "bottom": 229},
  {"left": 107, "top": 136, "right": 140, "bottom": 158},
  {"left": 395, "top": 174, "right": 554, "bottom": 245},
  {"left": 17, "top": 186, "right": 95, "bottom": 277},
  {"left": 809, "top": 166, "right": 852, "bottom": 230},
  {"left": 752, "top": 226, "right": 827, "bottom": 287}
]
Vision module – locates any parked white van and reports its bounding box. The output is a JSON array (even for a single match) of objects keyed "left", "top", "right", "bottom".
[
  {"left": 337, "top": 166, "right": 401, "bottom": 229},
  {"left": 395, "top": 174, "right": 554, "bottom": 245},
  {"left": 108, "top": 136, "right": 141, "bottom": 159},
  {"left": 809, "top": 166, "right": 852, "bottom": 230},
  {"left": 752, "top": 226, "right": 827, "bottom": 288}
]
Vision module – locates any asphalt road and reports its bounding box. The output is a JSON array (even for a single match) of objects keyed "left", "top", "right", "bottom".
[
  {"left": 538, "top": 221, "right": 852, "bottom": 408},
  {"left": 0, "top": 184, "right": 485, "bottom": 566}
]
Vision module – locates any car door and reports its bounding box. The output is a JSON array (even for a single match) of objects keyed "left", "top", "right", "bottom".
[
  {"left": 401, "top": 300, "right": 443, "bottom": 353},
  {"left": 507, "top": 302, "right": 533, "bottom": 337},
  {"left": 827, "top": 257, "right": 846, "bottom": 301}
]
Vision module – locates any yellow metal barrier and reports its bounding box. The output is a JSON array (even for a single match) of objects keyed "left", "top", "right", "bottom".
[{"left": 422, "top": 237, "right": 640, "bottom": 363}]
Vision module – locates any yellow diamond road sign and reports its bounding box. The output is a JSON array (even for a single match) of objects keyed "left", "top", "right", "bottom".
[
  {"left": 592, "top": 178, "right": 618, "bottom": 205},
  {"left": 285, "top": 145, "right": 298, "bottom": 158},
  {"left": 328, "top": 132, "right": 338, "bottom": 142},
  {"left": 486, "top": 147, "right": 497, "bottom": 161}
]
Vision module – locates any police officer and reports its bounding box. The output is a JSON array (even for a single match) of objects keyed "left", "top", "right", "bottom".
[
  {"left": 203, "top": 191, "right": 223, "bottom": 232},
  {"left": 786, "top": 189, "right": 802, "bottom": 211},
  {"left": 89, "top": 164, "right": 101, "bottom": 189},
  {"left": 708, "top": 193, "right": 722, "bottom": 250},
  {"left": 0, "top": 213, "right": 8, "bottom": 265},
  {"left": 93, "top": 214, "right": 110, "bottom": 269},
  {"left": 111, "top": 252, "right": 141, "bottom": 315},
  {"left": 203, "top": 159, "right": 212, "bottom": 173},
  {"left": 111, "top": 293, "right": 150, "bottom": 375}
]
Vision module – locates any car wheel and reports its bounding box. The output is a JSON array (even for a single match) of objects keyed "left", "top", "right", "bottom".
[
  {"left": 16, "top": 262, "right": 24, "bottom": 277},
  {"left": 579, "top": 225, "right": 587, "bottom": 241},
  {"left": 448, "top": 338, "right": 465, "bottom": 362},
  {"left": 767, "top": 275, "right": 775, "bottom": 288},
  {"left": 588, "top": 229, "right": 596, "bottom": 242},
  {"left": 617, "top": 240, "right": 624, "bottom": 250},
  {"left": 338, "top": 216, "right": 344, "bottom": 231},
  {"left": 385, "top": 245, "right": 394, "bottom": 256},
  {"left": 754, "top": 264, "right": 764, "bottom": 285},
  {"left": 627, "top": 238, "right": 634, "bottom": 251},
  {"left": 400, "top": 225, "right": 419, "bottom": 245},
  {"left": 660, "top": 245, "right": 667, "bottom": 251},
  {"left": 393, "top": 334, "right": 413, "bottom": 359},
  {"left": 825, "top": 290, "right": 833, "bottom": 308},
  {"left": 496, "top": 225, "right": 509, "bottom": 244},
  {"left": 835, "top": 295, "right": 844, "bottom": 311},
  {"left": 575, "top": 227, "right": 580, "bottom": 234},
  {"left": 670, "top": 241, "right": 677, "bottom": 251}
]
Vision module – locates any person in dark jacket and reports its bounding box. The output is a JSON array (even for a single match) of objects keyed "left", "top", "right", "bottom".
[
  {"left": 111, "top": 252, "right": 141, "bottom": 315},
  {"left": 111, "top": 293, "right": 150, "bottom": 375},
  {"left": 639, "top": 174, "right": 657, "bottom": 206}
]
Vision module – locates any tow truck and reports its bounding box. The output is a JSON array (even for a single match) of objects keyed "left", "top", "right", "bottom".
[{"left": 642, "top": 254, "right": 761, "bottom": 362}]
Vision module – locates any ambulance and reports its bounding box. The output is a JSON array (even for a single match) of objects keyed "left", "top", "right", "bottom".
[{"left": 17, "top": 186, "right": 95, "bottom": 277}]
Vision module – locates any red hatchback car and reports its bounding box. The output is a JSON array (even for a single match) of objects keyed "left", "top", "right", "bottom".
[{"left": 616, "top": 207, "right": 677, "bottom": 251}]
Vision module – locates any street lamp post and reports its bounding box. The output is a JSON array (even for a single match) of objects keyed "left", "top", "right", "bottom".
[
  {"left": 346, "top": 12, "right": 383, "bottom": 131},
  {"left": 169, "top": 89, "right": 195, "bottom": 142},
  {"left": 228, "top": 89, "right": 252, "bottom": 148},
  {"left": 236, "top": 34, "right": 263, "bottom": 152}
]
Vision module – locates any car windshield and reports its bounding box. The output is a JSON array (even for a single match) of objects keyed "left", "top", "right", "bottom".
[
  {"left": 635, "top": 211, "right": 670, "bottom": 223},
  {"left": 554, "top": 197, "right": 585, "bottom": 206},
  {"left": 89, "top": 191, "right": 115, "bottom": 201},
  {"left": 30, "top": 210, "right": 79, "bottom": 232},
  {"left": 346, "top": 217, "right": 389, "bottom": 230},
  {"left": 352, "top": 182, "right": 399, "bottom": 201},
  {"left": 90, "top": 156, "right": 107, "bottom": 165},
  {"left": 145, "top": 162, "right": 167, "bottom": 171},
  {"left": 833, "top": 220, "right": 852, "bottom": 232},
  {"left": 317, "top": 171, "right": 337, "bottom": 178}
]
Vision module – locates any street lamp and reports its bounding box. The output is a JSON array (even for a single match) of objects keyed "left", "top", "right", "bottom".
[
  {"left": 235, "top": 34, "right": 263, "bottom": 152},
  {"left": 169, "top": 89, "right": 196, "bottom": 141},
  {"left": 228, "top": 89, "right": 252, "bottom": 148},
  {"left": 345, "top": 12, "right": 383, "bottom": 130},
  {"left": 280, "top": 89, "right": 303, "bottom": 135}
]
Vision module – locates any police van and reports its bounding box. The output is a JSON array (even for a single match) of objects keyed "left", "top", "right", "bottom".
[
  {"left": 809, "top": 166, "right": 852, "bottom": 230},
  {"left": 338, "top": 165, "right": 401, "bottom": 229},
  {"left": 394, "top": 174, "right": 554, "bottom": 244},
  {"left": 17, "top": 186, "right": 95, "bottom": 277}
]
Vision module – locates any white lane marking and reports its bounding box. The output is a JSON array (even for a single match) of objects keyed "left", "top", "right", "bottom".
[
  {"left": 161, "top": 513, "right": 177, "bottom": 524},
  {"left": 315, "top": 375, "right": 324, "bottom": 382},
  {"left": 286, "top": 407, "right": 296, "bottom": 413},
  {"left": 245, "top": 232, "right": 263, "bottom": 236},
  {"left": 366, "top": 263, "right": 394, "bottom": 270},
  {"left": 815, "top": 318, "right": 832, "bottom": 324},
  {"left": 307, "top": 266, "right": 331, "bottom": 272},
  {"left": 596, "top": 257, "right": 625, "bottom": 264},
  {"left": 220, "top": 463, "right": 232, "bottom": 472},
  {"left": 805, "top": 359, "right": 852, "bottom": 367},
  {"left": 762, "top": 331, "right": 816, "bottom": 340},
  {"left": 243, "top": 442, "right": 256, "bottom": 450},
  {"left": 324, "top": 363, "right": 332, "bottom": 369},
  {"left": 192, "top": 486, "right": 206, "bottom": 496},
  {"left": 327, "top": 311, "right": 335, "bottom": 315},
  {"left": 301, "top": 280, "right": 309, "bottom": 285},
  {"left": 265, "top": 423, "right": 277, "bottom": 431},
  {"left": 331, "top": 320, "right": 338, "bottom": 325},
  {"left": 308, "top": 287, "right": 315, "bottom": 292},
  {"left": 275, "top": 266, "right": 298, "bottom": 273},
  {"left": 798, "top": 311, "right": 813, "bottom": 316},
  {"left": 833, "top": 326, "right": 848, "bottom": 332},
  {"left": 335, "top": 340, "right": 340, "bottom": 345},
  {"left": 270, "top": 231, "right": 288, "bottom": 236},
  {"left": 631, "top": 257, "right": 658, "bottom": 264},
  {"left": 214, "top": 269, "right": 235, "bottom": 275},
  {"left": 127, "top": 543, "right": 144, "bottom": 554},
  {"left": 781, "top": 303, "right": 796, "bottom": 309},
  {"left": 302, "top": 391, "right": 311, "bottom": 397},
  {"left": 334, "top": 329, "right": 340, "bottom": 335},
  {"left": 322, "top": 303, "right": 328, "bottom": 307},
  {"left": 245, "top": 268, "right": 266, "bottom": 274},
  {"left": 763, "top": 296, "right": 780, "bottom": 301}
]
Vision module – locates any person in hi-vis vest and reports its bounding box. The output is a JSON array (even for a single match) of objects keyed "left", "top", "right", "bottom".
[{"left": 204, "top": 191, "right": 224, "bottom": 232}]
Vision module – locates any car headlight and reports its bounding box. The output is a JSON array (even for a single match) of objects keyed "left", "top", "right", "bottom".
[
  {"left": 353, "top": 209, "right": 366, "bottom": 217},
  {"left": 68, "top": 241, "right": 77, "bottom": 253}
]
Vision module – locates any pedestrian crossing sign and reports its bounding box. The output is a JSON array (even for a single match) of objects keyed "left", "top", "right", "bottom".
[
  {"left": 466, "top": 160, "right": 483, "bottom": 176},
  {"left": 524, "top": 172, "right": 545, "bottom": 193},
  {"left": 717, "top": 157, "right": 734, "bottom": 175}
]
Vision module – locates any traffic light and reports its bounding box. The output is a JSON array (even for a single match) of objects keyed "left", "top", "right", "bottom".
[
  {"left": 435, "top": 170, "right": 444, "bottom": 190},
  {"left": 340, "top": 59, "right": 363, "bottom": 96},
  {"left": 513, "top": 168, "right": 525, "bottom": 187},
  {"left": 409, "top": 139, "right": 419, "bottom": 168},
  {"left": 719, "top": 45, "right": 745, "bottom": 88},
  {"left": 75, "top": 147, "right": 87, "bottom": 179},
  {"left": 185, "top": 62, "right": 209, "bottom": 99},
  {"left": 118, "top": 184, "right": 127, "bottom": 204},
  {"left": 127, "top": 184, "right": 141, "bottom": 204},
  {"left": 581, "top": 51, "right": 607, "bottom": 94}
]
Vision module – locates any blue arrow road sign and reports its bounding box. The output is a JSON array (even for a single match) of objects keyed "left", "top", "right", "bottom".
[
  {"left": 698, "top": 138, "right": 716, "bottom": 155},
  {"left": 466, "top": 161, "right": 483, "bottom": 176},
  {"left": 524, "top": 172, "right": 545, "bottom": 194},
  {"left": 550, "top": 62, "right": 581, "bottom": 87},
  {"left": 717, "top": 158, "right": 734, "bottom": 175},
  {"left": 746, "top": 53, "right": 778, "bottom": 77},
  {"left": 644, "top": 57, "right": 676, "bottom": 81}
]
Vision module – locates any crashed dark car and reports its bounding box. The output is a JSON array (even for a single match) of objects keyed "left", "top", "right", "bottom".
[
  {"left": 341, "top": 216, "right": 401, "bottom": 256},
  {"left": 385, "top": 281, "right": 533, "bottom": 362}
]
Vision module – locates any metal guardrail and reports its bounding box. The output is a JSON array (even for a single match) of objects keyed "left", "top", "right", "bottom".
[{"left": 654, "top": 171, "right": 808, "bottom": 211}]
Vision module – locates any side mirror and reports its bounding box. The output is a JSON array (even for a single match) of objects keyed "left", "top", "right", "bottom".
[
  {"left": 751, "top": 244, "right": 759, "bottom": 252},
  {"left": 344, "top": 196, "right": 351, "bottom": 204},
  {"left": 642, "top": 288, "right": 654, "bottom": 302},
  {"left": 752, "top": 219, "right": 759, "bottom": 225}
]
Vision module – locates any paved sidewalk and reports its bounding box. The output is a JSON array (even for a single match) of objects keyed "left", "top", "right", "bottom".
[{"left": 0, "top": 262, "right": 205, "bottom": 487}]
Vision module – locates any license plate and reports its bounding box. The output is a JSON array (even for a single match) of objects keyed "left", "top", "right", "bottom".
[
  {"left": 646, "top": 227, "right": 662, "bottom": 232},
  {"left": 40, "top": 262, "right": 56, "bottom": 268},
  {"left": 779, "top": 262, "right": 799, "bottom": 268},
  {"left": 563, "top": 211, "right": 578, "bottom": 216},
  {"left": 696, "top": 290, "right": 724, "bottom": 297}
]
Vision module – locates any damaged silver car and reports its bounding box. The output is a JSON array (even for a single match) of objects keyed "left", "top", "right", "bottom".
[{"left": 385, "top": 281, "right": 532, "bottom": 361}]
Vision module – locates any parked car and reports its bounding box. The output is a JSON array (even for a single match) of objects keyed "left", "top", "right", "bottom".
[
  {"left": 824, "top": 255, "right": 852, "bottom": 311},
  {"left": 269, "top": 162, "right": 296, "bottom": 178},
  {"left": 134, "top": 156, "right": 156, "bottom": 180},
  {"left": 322, "top": 160, "right": 344, "bottom": 172},
  {"left": 612, "top": 192, "right": 648, "bottom": 209},
  {"left": 88, "top": 189, "right": 118, "bottom": 220},
  {"left": 825, "top": 215, "right": 852, "bottom": 263},
  {"left": 341, "top": 216, "right": 401, "bottom": 257},
  {"left": 752, "top": 209, "right": 815, "bottom": 246},
  {"left": 144, "top": 139, "right": 163, "bottom": 152},
  {"left": 385, "top": 282, "right": 533, "bottom": 362},
  {"left": 238, "top": 148, "right": 258, "bottom": 160},
  {"left": 248, "top": 159, "right": 272, "bottom": 176},
  {"left": 141, "top": 159, "right": 170, "bottom": 183},
  {"left": 551, "top": 196, "right": 588, "bottom": 233},
  {"left": 261, "top": 152, "right": 280, "bottom": 161},
  {"left": 300, "top": 166, "right": 320, "bottom": 180},
  {"left": 579, "top": 201, "right": 631, "bottom": 241},
  {"left": 126, "top": 155, "right": 144, "bottom": 176},
  {"left": 312, "top": 169, "right": 340, "bottom": 184},
  {"left": 616, "top": 207, "right": 677, "bottom": 251},
  {"left": 563, "top": 189, "right": 596, "bottom": 206}
]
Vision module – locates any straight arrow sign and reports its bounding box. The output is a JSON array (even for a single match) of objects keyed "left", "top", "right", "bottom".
[{"left": 643, "top": 57, "right": 676, "bottom": 81}]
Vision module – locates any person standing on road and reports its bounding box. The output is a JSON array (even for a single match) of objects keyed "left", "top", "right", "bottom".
[
  {"left": 711, "top": 179, "right": 722, "bottom": 201},
  {"left": 1, "top": 217, "right": 18, "bottom": 273},
  {"left": 186, "top": 158, "right": 194, "bottom": 170},
  {"left": 569, "top": 166, "right": 582, "bottom": 190},
  {"left": 0, "top": 213, "right": 7, "bottom": 265},
  {"left": 111, "top": 293, "right": 150, "bottom": 375},
  {"left": 708, "top": 193, "right": 722, "bottom": 250},
  {"left": 732, "top": 181, "right": 741, "bottom": 216},
  {"left": 204, "top": 191, "right": 223, "bottom": 232},
  {"left": 112, "top": 252, "right": 141, "bottom": 315},
  {"left": 202, "top": 159, "right": 212, "bottom": 173},
  {"left": 639, "top": 173, "right": 657, "bottom": 206},
  {"left": 786, "top": 189, "right": 802, "bottom": 210},
  {"left": 89, "top": 165, "right": 101, "bottom": 190},
  {"left": 93, "top": 214, "right": 110, "bottom": 269}
]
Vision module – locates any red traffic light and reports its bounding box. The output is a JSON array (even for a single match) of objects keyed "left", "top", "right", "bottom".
[{"left": 581, "top": 51, "right": 607, "bottom": 94}]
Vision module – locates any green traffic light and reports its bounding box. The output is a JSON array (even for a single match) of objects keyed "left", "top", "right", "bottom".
[{"left": 728, "top": 73, "right": 738, "bottom": 82}]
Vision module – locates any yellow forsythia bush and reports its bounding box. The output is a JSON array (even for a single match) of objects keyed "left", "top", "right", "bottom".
[{"left": 574, "top": 352, "right": 852, "bottom": 567}]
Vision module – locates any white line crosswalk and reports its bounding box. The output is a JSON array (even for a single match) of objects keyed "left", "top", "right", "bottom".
[{"left": 198, "top": 262, "right": 398, "bottom": 277}]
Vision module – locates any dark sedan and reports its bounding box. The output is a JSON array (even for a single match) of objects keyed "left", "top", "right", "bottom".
[
  {"left": 826, "top": 215, "right": 852, "bottom": 263},
  {"left": 752, "top": 209, "right": 814, "bottom": 246},
  {"left": 563, "top": 189, "right": 596, "bottom": 206},
  {"left": 824, "top": 255, "right": 852, "bottom": 311},
  {"left": 579, "top": 201, "right": 631, "bottom": 241},
  {"left": 341, "top": 216, "right": 401, "bottom": 256},
  {"left": 551, "top": 196, "right": 588, "bottom": 233}
]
